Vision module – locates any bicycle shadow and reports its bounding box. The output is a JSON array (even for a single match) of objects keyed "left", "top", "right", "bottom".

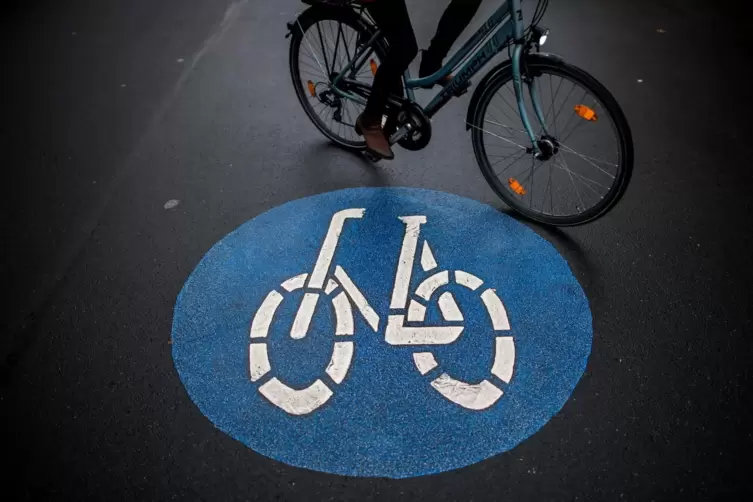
[
  {"left": 296, "top": 142, "right": 390, "bottom": 190},
  {"left": 499, "top": 207, "right": 598, "bottom": 288}
]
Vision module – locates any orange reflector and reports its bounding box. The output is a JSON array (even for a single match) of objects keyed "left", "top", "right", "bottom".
[
  {"left": 574, "top": 104, "right": 598, "bottom": 121},
  {"left": 370, "top": 59, "right": 378, "bottom": 76},
  {"left": 508, "top": 178, "right": 527, "bottom": 195},
  {"left": 307, "top": 80, "right": 316, "bottom": 97}
]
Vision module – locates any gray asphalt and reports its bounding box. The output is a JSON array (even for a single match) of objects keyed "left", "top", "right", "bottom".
[{"left": 2, "top": 0, "right": 751, "bottom": 499}]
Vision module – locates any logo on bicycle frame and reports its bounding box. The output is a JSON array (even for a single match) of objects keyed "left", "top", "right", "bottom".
[
  {"left": 171, "top": 188, "right": 592, "bottom": 478},
  {"left": 249, "top": 209, "right": 516, "bottom": 414}
]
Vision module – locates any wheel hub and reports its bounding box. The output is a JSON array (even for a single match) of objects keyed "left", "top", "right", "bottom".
[{"left": 535, "top": 135, "right": 559, "bottom": 161}]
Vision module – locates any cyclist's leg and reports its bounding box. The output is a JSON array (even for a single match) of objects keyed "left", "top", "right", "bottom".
[
  {"left": 363, "top": 0, "right": 417, "bottom": 122},
  {"left": 419, "top": 0, "right": 483, "bottom": 79},
  {"left": 357, "top": 0, "right": 418, "bottom": 158}
]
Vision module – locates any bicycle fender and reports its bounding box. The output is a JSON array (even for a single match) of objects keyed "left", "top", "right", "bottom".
[
  {"left": 464, "top": 52, "right": 565, "bottom": 130},
  {"left": 286, "top": 4, "right": 376, "bottom": 40}
]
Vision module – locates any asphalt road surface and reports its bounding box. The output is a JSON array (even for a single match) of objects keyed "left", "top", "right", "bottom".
[{"left": 2, "top": 0, "right": 751, "bottom": 499}]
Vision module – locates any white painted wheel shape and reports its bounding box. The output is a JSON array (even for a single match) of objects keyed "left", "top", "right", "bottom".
[
  {"left": 248, "top": 273, "right": 355, "bottom": 415},
  {"left": 409, "top": 269, "right": 516, "bottom": 410}
]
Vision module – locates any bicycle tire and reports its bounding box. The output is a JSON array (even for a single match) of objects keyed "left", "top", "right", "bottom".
[
  {"left": 470, "top": 54, "right": 634, "bottom": 226},
  {"left": 289, "top": 7, "right": 388, "bottom": 150}
]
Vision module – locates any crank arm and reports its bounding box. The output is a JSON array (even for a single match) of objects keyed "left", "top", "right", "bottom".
[{"left": 389, "top": 123, "right": 412, "bottom": 145}]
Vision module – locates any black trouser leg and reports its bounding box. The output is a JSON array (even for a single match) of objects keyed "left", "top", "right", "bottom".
[
  {"left": 427, "top": 0, "right": 483, "bottom": 61},
  {"left": 362, "top": 0, "right": 418, "bottom": 124}
]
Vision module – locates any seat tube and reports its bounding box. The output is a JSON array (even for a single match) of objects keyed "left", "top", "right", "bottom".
[{"left": 403, "top": 70, "right": 415, "bottom": 102}]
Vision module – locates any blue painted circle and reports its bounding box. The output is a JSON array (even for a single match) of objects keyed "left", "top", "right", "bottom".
[{"left": 172, "top": 188, "right": 591, "bottom": 478}]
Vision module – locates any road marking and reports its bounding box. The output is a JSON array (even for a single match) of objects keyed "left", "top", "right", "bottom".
[
  {"left": 430, "top": 374, "right": 503, "bottom": 410},
  {"left": 491, "top": 336, "right": 515, "bottom": 383},
  {"left": 455, "top": 270, "right": 484, "bottom": 290},
  {"left": 290, "top": 292, "right": 319, "bottom": 339},
  {"left": 309, "top": 209, "right": 365, "bottom": 289},
  {"left": 172, "top": 188, "right": 592, "bottom": 478},
  {"left": 259, "top": 378, "right": 333, "bottom": 416},
  {"left": 281, "top": 273, "right": 308, "bottom": 292},
  {"left": 250, "top": 290, "right": 283, "bottom": 338},
  {"left": 332, "top": 291, "right": 354, "bottom": 336},
  {"left": 415, "top": 270, "right": 449, "bottom": 301},
  {"left": 421, "top": 242, "right": 437, "bottom": 271},
  {"left": 407, "top": 299, "right": 426, "bottom": 322},
  {"left": 390, "top": 216, "right": 426, "bottom": 309},
  {"left": 326, "top": 342, "right": 354, "bottom": 384},
  {"left": 248, "top": 343, "right": 271, "bottom": 381},
  {"left": 413, "top": 352, "right": 439, "bottom": 375},
  {"left": 385, "top": 315, "right": 464, "bottom": 345},
  {"left": 481, "top": 288, "right": 511, "bottom": 330},
  {"left": 334, "top": 266, "right": 379, "bottom": 332},
  {"left": 438, "top": 291, "right": 463, "bottom": 321}
]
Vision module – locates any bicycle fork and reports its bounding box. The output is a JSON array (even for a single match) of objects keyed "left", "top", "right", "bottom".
[{"left": 511, "top": 44, "right": 551, "bottom": 155}]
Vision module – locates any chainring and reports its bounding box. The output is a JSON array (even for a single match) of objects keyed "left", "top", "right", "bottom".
[{"left": 396, "top": 103, "right": 432, "bottom": 151}]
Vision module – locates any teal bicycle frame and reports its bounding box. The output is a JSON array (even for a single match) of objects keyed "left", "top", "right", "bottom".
[{"left": 329, "top": 0, "right": 547, "bottom": 148}]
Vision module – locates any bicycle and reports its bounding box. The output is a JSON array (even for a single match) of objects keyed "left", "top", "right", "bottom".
[
  {"left": 249, "top": 208, "right": 515, "bottom": 415},
  {"left": 286, "top": 0, "right": 634, "bottom": 226}
]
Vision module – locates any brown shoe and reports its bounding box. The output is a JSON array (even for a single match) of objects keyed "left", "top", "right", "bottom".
[{"left": 355, "top": 114, "right": 394, "bottom": 160}]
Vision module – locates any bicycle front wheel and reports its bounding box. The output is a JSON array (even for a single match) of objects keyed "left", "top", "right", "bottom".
[
  {"left": 289, "top": 7, "right": 386, "bottom": 150},
  {"left": 470, "top": 55, "right": 634, "bottom": 226}
]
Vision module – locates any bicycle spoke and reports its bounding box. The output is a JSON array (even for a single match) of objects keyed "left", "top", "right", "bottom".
[
  {"left": 500, "top": 86, "right": 523, "bottom": 120},
  {"left": 551, "top": 80, "right": 577, "bottom": 136},
  {"left": 487, "top": 148, "right": 525, "bottom": 155},
  {"left": 299, "top": 61, "right": 328, "bottom": 76},
  {"left": 555, "top": 157, "right": 611, "bottom": 189},
  {"left": 552, "top": 161, "right": 606, "bottom": 198},
  {"left": 546, "top": 160, "right": 554, "bottom": 215},
  {"left": 492, "top": 150, "right": 528, "bottom": 176},
  {"left": 331, "top": 22, "right": 343, "bottom": 71},
  {"left": 557, "top": 88, "right": 589, "bottom": 143},
  {"left": 487, "top": 106, "right": 523, "bottom": 141},
  {"left": 315, "top": 22, "right": 330, "bottom": 75},
  {"left": 484, "top": 119, "right": 528, "bottom": 136},
  {"left": 528, "top": 156, "right": 535, "bottom": 208},
  {"left": 296, "top": 19, "right": 372, "bottom": 146},
  {"left": 324, "top": 21, "right": 339, "bottom": 71},
  {"left": 328, "top": 21, "right": 346, "bottom": 72},
  {"left": 468, "top": 122, "right": 527, "bottom": 150},
  {"left": 559, "top": 145, "right": 617, "bottom": 179},
  {"left": 557, "top": 143, "right": 617, "bottom": 168},
  {"left": 559, "top": 151, "right": 585, "bottom": 211},
  {"left": 489, "top": 150, "right": 528, "bottom": 163},
  {"left": 544, "top": 73, "right": 563, "bottom": 136},
  {"left": 300, "top": 29, "right": 329, "bottom": 80},
  {"left": 478, "top": 62, "right": 627, "bottom": 220}
]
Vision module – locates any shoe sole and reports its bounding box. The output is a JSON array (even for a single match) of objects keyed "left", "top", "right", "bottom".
[{"left": 354, "top": 120, "right": 394, "bottom": 160}]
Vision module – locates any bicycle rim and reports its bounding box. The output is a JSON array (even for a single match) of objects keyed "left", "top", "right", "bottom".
[{"left": 472, "top": 58, "right": 633, "bottom": 226}]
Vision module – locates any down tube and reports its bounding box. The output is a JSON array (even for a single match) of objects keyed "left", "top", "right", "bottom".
[{"left": 423, "top": 22, "right": 514, "bottom": 117}]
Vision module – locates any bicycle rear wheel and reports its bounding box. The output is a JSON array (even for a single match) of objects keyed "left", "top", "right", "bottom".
[
  {"left": 470, "top": 55, "right": 633, "bottom": 226},
  {"left": 289, "top": 7, "right": 386, "bottom": 150}
]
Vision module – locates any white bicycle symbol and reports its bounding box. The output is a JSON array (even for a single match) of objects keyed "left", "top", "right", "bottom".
[{"left": 248, "top": 209, "right": 515, "bottom": 415}]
